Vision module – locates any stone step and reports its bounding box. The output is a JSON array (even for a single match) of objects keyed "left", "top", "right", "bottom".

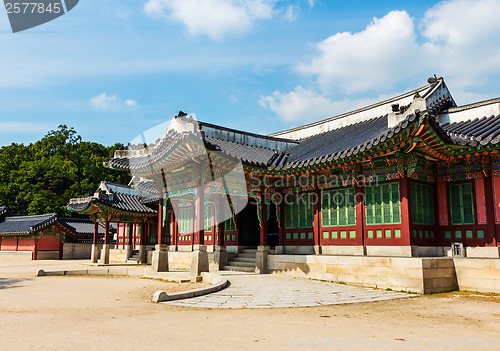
[
  {"left": 227, "top": 260, "right": 255, "bottom": 267},
  {"left": 238, "top": 253, "right": 257, "bottom": 258},
  {"left": 223, "top": 265, "right": 255, "bottom": 273},
  {"left": 241, "top": 249, "right": 257, "bottom": 253},
  {"left": 230, "top": 256, "right": 255, "bottom": 263}
]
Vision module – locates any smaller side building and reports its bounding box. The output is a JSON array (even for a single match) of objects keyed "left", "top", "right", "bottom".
[{"left": 0, "top": 206, "right": 115, "bottom": 261}]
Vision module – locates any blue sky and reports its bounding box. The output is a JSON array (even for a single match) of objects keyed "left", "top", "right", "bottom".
[{"left": 1, "top": 0, "right": 500, "bottom": 146}]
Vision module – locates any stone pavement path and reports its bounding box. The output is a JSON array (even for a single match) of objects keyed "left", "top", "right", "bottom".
[{"left": 162, "top": 271, "right": 414, "bottom": 309}]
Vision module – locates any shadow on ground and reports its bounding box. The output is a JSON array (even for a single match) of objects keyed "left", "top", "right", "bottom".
[{"left": 0, "top": 277, "right": 32, "bottom": 290}]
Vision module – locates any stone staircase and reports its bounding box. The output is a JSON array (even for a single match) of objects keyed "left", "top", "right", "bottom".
[
  {"left": 224, "top": 248, "right": 257, "bottom": 272},
  {"left": 127, "top": 250, "right": 140, "bottom": 263}
]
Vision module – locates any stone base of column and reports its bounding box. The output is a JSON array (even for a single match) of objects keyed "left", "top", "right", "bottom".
[
  {"left": 255, "top": 245, "right": 270, "bottom": 274},
  {"left": 91, "top": 244, "right": 100, "bottom": 263},
  {"left": 100, "top": 244, "right": 110, "bottom": 264},
  {"left": 314, "top": 245, "right": 322, "bottom": 255},
  {"left": 191, "top": 244, "right": 209, "bottom": 277},
  {"left": 125, "top": 245, "right": 133, "bottom": 260},
  {"left": 152, "top": 245, "right": 169, "bottom": 272},
  {"left": 213, "top": 245, "right": 227, "bottom": 270},
  {"left": 275, "top": 245, "right": 284, "bottom": 254},
  {"left": 138, "top": 245, "right": 146, "bottom": 264}
]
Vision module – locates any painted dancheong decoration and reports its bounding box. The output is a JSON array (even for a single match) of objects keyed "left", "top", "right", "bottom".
[{"left": 3, "top": 0, "right": 79, "bottom": 33}]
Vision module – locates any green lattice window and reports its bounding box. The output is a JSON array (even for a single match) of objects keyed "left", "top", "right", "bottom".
[
  {"left": 224, "top": 206, "right": 236, "bottom": 231},
  {"left": 365, "top": 183, "right": 401, "bottom": 225},
  {"left": 178, "top": 207, "right": 193, "bottom": 234},
  {"left": 449, "top": 183, "right": 475, "bottom": 225},
  {"left": 321, "top": 188, "right": 356, "bottom": 227},
  {"left": 285, "top": 193, "right": 314, "bottom": 229},
  {"left": 411, "top": 182, "right": 435, "bottom": 225},
  {"left": 204, "top": 204, "right": 214, "bottom": 232}
]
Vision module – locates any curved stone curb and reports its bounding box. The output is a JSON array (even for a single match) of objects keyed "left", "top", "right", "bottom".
[{"left": 152, "top": 273, "right": 228, "bottom": 303}]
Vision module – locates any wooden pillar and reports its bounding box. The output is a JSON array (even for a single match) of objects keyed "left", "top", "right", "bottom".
[
  {"left": 483, "top": 175, "right": 498, "bottom": 247},
  {"left": 104, "top": 219, "right": 110, "bottom": 244},
  {"left": 58, "top": 237, "right": 64, "bottom": 260},
  {"left": 194, "top": 186, "right": 205, "bottom": 245},
  {"left": 170, "top": 211, "right": 176, "bottom": 247},
  {"left": 157, "top": 196, "right": 164, "bottom": 245},
  {"left": 313, "top": 189, "right": 321, "bottom": 252},
  {"left": 93, "top": 221, "right": 99, "bottom": 245},
  {"left": 33, "top": 237, "right": 38, "bottom": 260},
  {"left": 127, "top": 223, "right": 133, "bottom": 245},
  {"left": 278, "top": 195, "right": 285, "bottom": 246},
  {"left": 259, "top": 193, "right": 268, "bottom": 246},
  {"left": 216, "top": 197, "right": 225, "bottom": 247},
  {"left": 355, "top": 184, "right": 365, "bottom": 248},
  {"left": 400, "top": 173, "right": 412, "bottom": 247}
]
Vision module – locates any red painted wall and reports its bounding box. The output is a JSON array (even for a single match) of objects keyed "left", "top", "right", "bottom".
[
  {"left": 37, "top": 235, "right": 61, "bottom": 251},
  {"left": 17, "top": 238, "right": 35, "bottom": 251},
  {"left": 0, "top": 238, "right": 18, "bottom": 251}
]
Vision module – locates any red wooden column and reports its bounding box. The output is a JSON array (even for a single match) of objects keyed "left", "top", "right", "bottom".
[
  {"left": 169, "top": 211, "right": 176, "bottom": 248},
  {"left": 313, "top": 189, "right": 321, "bottom": 252},
  {"left": 93, "top": 221, "right": 99, "bottom": 245},
  {"left": 483, "top": 175, "right": 498, "bottom": 247},
  {"left": 33, "top": 237, "right": 38, "bottom": 260},
  {"left": 104, "top": 219, "right": 110, "bottom": 244},
  {"left": 354, "top": 184, "right": 365, "bottom": 248},
  {"left": 194, "top": 186, "right": 205, "bottom": 245},
  {"left": 157, "top": 195, "right": 164, "bottom": 246},
  {"left": 399, "top": 173, "right": 412, "bottom": 247},
  {"left": 278, "top": 195, "right": 285, "bottom": 247},
  {"left": 260, "top": 193, "right": 268, "bottom": 246},
  {"left": 127, "top": 223, "right": 133, "bottom": 246},
  {"left": 216, "top": 196, "right": 225, "bottom": 247}
]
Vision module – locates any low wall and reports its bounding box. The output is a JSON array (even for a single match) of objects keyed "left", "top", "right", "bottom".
[
  {"left": 36, "top": 251, "right": 60, "bottom": 260},
  {"left": 109, "top": 249, "right": 128, "bottom": 263},
  {"left": 0, "top": 251, "right": 32, "bottom": 261},
  {"left": 453, "top": 258, "right": 500, "bottom": 294},
  {"left": 168, "top": 251, "right": 221, "bottom": 270},
  {"left": 62, "top": 243, "right": 92, "bottom": 260},
  {"left": 268, "top": 255, "right": 457, "bottom": 294},
  {"left": 268, "top": 254, "right": 500, "bottom": 294}
]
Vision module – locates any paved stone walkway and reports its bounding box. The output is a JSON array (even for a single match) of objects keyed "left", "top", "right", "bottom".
[{"left": 162, "top": 271, "right": 414, "bottom": 309}]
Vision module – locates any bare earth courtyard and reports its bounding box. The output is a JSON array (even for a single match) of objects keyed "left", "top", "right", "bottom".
[{"left": 0, "top": 261, "right": 499, "bottom": 351}]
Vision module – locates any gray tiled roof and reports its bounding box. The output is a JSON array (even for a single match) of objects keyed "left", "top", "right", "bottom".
[
  {"left": 205, "top": 136, "right": 278, "bottom": 167},
  {"left": 0, "top": 213, "right": 58, "bottom": 235},
  {"left": 59, "top": 218, "right": 116, "bottom": 235},
  {"left": 284, "top": 116, "right": 389, "bottom": 166},
  {"left": 442, "top": 114, "right": 500, "bottom": 146}
]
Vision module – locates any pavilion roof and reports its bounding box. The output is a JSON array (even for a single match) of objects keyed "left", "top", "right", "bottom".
[{"left": 67, "top": 181, "right": 157, "bottom": 219}]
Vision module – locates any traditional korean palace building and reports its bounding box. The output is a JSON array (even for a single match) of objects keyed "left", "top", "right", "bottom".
[
  {"left": 68, "top": 77, "right": 500, "bottom": 293},
  {"left": 0, "top": 206, "right": 115, "bottom": 260}
]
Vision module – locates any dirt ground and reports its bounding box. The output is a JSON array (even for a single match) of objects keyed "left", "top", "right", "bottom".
[{"left": 0, "top": 274, "right": 499, "bottom": 351}]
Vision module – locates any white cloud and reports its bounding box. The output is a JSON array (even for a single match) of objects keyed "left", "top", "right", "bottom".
[
  {"left": 284, "top": 5, "right": 299, "bottom": 22},
  {"left": 124, "top": 99, "right": 138, "bottom": 107},
  {"left": 90, "top": 93, "right": 137, "bottom": 110},
  {"left": 262, "top": 0, "right": 500, "bottom": 123},
  {"left": 260, "top": 86, "right": 352, "bottom": 122},
  {"left": 297, "top": 10, "right": 420, "bottom": 94},
  {"left": 421, "top": 0, "right": 500, "bottom": 90},
  {"left": 143, "top": 0, "right": 276, "bottom": 40}
]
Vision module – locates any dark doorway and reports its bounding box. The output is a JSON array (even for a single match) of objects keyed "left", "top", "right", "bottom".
[
  {"left": 267, "top": 202, "right": 280, "bottom": 248},
  {"left": 238, "top": 199, "right": 260, "bottom": 246}
]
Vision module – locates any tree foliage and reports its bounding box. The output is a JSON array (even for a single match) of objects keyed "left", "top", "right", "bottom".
[{"left": 0, "top": 125, "right": 130, "bottom": 216}]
